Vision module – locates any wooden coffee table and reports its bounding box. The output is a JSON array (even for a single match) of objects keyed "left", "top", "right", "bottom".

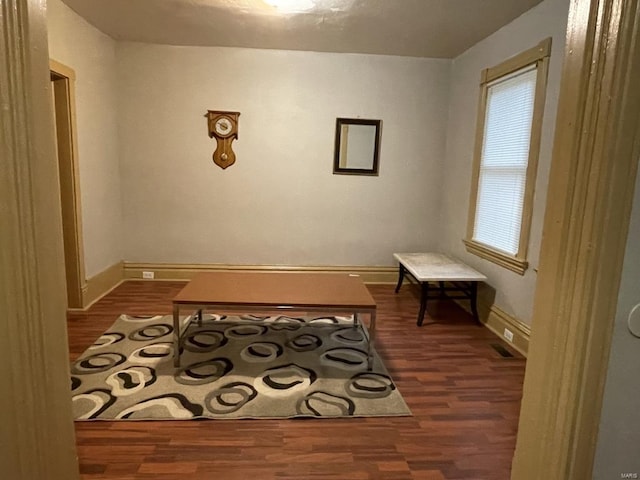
[{"left": 172, "top": 272, "right": 377, "bottom": 369}]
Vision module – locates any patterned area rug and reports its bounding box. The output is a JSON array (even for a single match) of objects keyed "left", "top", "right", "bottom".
[{"left": 70, "top": 314, "right": 411, "bottom": 420}]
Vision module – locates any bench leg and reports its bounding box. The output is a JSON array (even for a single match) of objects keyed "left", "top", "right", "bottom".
[
  {"left": 394, "top": 264, "right": 406, "bottom": 293},
  {"left": 417, "top": 282, "right": 429, "bottom": 326},
  {"left": 470, "top": 282, "right": 481, "bottom": 326}
]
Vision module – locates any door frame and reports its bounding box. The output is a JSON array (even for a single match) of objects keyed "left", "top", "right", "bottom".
[
  {"left": 512, "top": 0, "right": 640, "bottom": 478},
  {"left": 49, "top": 59, "right": 87, "bottom": 309},
  {"left": 0, "top": 0, "right": 80, "bottom": 477}
]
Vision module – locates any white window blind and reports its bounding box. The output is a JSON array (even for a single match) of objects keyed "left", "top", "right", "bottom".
[{"left": 473, "top": 65, "right": 537, "bottom": 256}]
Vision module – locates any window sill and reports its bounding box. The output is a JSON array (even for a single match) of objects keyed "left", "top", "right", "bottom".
[{"left": 463, "top": 239, "right": 528, "bottom": 275}]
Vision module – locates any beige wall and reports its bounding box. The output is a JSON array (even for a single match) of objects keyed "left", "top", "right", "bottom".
[
  {"left": 440, "top": 0, "right": 570, "bottom": 325},
  {"left": 594, "top": 163, "right": 640, "bottom": 478},
  {"left": 47, "top": 0, "right": 123, "bottom": 278},
  {"left": 116, "top": 44, "right": 450, "bottom": 266},
  {"left": 46, "top": 0, "right": 570, "bottom": 327}
]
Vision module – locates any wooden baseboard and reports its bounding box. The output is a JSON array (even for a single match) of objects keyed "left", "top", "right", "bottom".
[
  {"left": 450, "top": 285, "right": 530, "bottom": 357},
  {"left": 482, "top": 304, "right": 530, "bottom": 357},
  {"left": 76, "top": 262, "right": 530, "bottom": 356},
  {"left": 79, "top": 261, "right": 124, "bottom": 310},
  {"left": 123, "top": 262, "right": 398, "bottom": 284}
]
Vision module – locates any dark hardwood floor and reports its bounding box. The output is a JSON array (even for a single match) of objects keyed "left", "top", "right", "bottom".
[{"left": 67, "top": 280, "right": 526, "bottom": 480}]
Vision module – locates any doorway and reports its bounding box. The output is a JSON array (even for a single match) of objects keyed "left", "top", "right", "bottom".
[{"left": 50, "top": 60, "right": 86, "bottom": 309}]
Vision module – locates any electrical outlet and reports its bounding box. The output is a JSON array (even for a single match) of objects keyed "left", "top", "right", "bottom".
[
  {"left": 503, "top": 328, "right": 514, "bottom": 342},
  {"left": 142, "top": 271, "right": 155, "bottom": 279}
]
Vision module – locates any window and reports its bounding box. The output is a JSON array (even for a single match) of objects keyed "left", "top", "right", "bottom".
[{"left": 464, "top": 39, "right": 551, "bottom": 275}]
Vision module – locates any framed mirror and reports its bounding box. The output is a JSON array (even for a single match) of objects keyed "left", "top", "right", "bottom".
[{"left": 333, "top": 118, "right": 381, "bottom": 176}]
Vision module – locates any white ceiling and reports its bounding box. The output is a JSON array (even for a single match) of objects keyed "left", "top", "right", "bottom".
[{"left": 60, "top": 0, "right": 544, "bottom": 59}]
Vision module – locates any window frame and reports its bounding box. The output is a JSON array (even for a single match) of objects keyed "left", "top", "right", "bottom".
[{"left": 464, "top": 38, "right": 552, "bottom": 275}]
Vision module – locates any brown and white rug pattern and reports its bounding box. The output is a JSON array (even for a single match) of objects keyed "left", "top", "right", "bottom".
[{"left": 70, "top": 314, "right": 411, "bottom": 420}]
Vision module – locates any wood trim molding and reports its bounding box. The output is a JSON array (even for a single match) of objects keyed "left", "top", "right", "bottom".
[
  {"left": 49, "top": 59, "right": 87, "bottom": 309},
  {"left": 71, "top": 262, "right": 398, "bottom": 310},
  {"left": 50, "top": 59, "right": 76, "bottom": 80},
  {"left": 451, "top": 287, "right": 531, "bottom": 357},
  {"left": 483, "top": 305, "right": 530, "bottom": 357},
  {"left": 465, "top": 79, "right": 488, "bottom": 239},
  {"left": 81, "top": 261, "right": 125, "bottom": 309},
  {"left": 512, "top": 0, "right": 640, "bottom": 478},
  {"left": 124, "top": 262, "right": 398, "bottom": 284},
  {"left": 463, "top": 239, "right": 528, "bottom": 275},
  {"left": 484, "top": 37, "right": 552, "bottom": 83},
  {"left": 0, "top": 0, "right": 79, "bottom": 477},
  {"left": 465, "top": 38, "right": 551, "bottom": 275},
  {"left": 517, "top": 50, "right": 550, "bottom": 262}
]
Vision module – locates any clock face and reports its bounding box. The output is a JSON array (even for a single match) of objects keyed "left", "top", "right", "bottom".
[{"left": 214, "top": 116, "right": 233, "bottom": 137}]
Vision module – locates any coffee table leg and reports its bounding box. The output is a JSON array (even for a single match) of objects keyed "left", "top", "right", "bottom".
[
  {"left": 173, "top": 303, "right": 181, "bottom": 368},
  {"left": 417, "top": 282, "right": 429, "bottom": 326},
  {"left": 367, "top": 311, "right": 376, "bottom": 371},
  {"left": 394, "top": 264, "right": 405, "bottom": 293}
]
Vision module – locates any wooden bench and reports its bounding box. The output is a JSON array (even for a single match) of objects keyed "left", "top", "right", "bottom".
[{"left": 393, "top": 253, "right": 487, "bottom": 326}]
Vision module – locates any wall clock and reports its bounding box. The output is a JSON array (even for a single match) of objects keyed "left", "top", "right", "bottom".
[{"left": 205, "top": 110, "right": 240, "bottom": 169}]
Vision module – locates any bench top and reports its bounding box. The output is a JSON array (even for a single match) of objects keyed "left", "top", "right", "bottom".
[{"left": 393, "top": 252, "right": 487, "bottom": 282}]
